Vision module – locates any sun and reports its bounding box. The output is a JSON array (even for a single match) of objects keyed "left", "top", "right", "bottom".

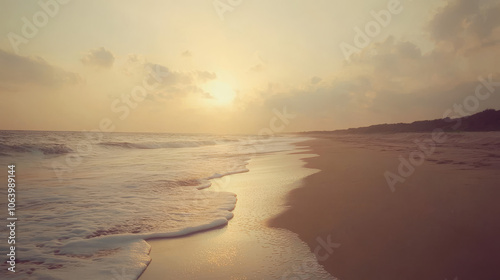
[{"left": 204, "top": 80, "right": 236, "bottom": 105}]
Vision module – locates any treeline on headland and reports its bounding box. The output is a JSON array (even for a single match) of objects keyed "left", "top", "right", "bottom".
[{"left": 305, "top": 109, "right": 500, "bottom": 134}]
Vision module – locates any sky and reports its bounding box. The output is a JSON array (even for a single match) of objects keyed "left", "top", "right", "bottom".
[{"left": 0, "top": 0, "right": 499, "bottom": 133}]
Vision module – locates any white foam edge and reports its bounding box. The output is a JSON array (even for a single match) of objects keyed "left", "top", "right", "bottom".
[
  {"left": 205, "top": 168, "right": 249, "bottom": 180},
  {"left": 59, "top": 207, "right": 236, "bottom": 256}
]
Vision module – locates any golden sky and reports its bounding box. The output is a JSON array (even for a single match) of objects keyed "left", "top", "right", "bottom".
[{"left": 1, "top": 0, "right": 499, "bottom": 133}]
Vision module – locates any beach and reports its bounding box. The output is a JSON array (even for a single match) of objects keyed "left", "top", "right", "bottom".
[
  {"left": 3, "top": 0, "right": 500, "bottom": 279},
  {"left": 269, "top": 132, "right": 500, "bottom": 280},
  {"left": 0, "top": 132, "right": 319, "bottom": 280},
  {"left": 137, "top": 132, "right": 500, "bottom": 280},
  {"left": 139, "top": 149, "right": 333, "bottom": 280},
  {"left": 3, "top": 131, "right": 499, "bottom": 280}
]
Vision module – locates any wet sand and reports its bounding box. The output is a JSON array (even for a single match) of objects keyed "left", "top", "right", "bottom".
[{"left": 139, "top": 150, "right": 333, "bottom": 280}]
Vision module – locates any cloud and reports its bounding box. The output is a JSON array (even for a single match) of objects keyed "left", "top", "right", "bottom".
[
  {"left": 338, "top": 33, "right": 498, "bottom": 110},
  {"left": 311, "top": 76, "right": 322, "bottom": 85},
  {"left": 81, "top": 47, "right": 115, "bottom": 68},
  {"left": 223, "top": 0, "right": 500, "bottom": 131},
  {"left": 196, "top": 71, "right": 217, "bottom": 82},
  {"left": 120, "top": 57, "right": 216, "bottom": 99},
  {"left": 428, "top": 0, "right": 500, "bottom": 52},
  {"left": 181, "top": 50, "right": 192, "bottom": 58},
  {"left": 428, "top": 0, "right": 479, "bottom": 42},
  {"left": 237, "top": 9, "right": 500, "bottom": 131},
  {"left": 0, "top": 49, "right": 81, "bottom": 92},
  {"left": 121, "top": 54, "right": 147, "bottom": 76},
  {"left": 140, "top": 62, "right": 217, "bottom": 99}
]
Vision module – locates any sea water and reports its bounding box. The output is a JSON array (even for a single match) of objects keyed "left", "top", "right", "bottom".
[{"left": 0, "top": 130, "right": 310, "bottom": 280}]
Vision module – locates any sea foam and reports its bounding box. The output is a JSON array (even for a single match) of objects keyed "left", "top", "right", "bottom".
[{"left": 0, "top": 131, "right": 311, "bottom": 279}]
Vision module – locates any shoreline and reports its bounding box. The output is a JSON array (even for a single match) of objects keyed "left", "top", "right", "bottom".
[
  {"left": 268, "top": 134, "right": 500, "bottom": 280},
  {"left": 138, "top": 148, "right": 333, "bottom": 280}
]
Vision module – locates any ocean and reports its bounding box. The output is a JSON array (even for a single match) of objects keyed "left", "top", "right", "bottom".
[{"left": 0, "top": 130, "right": 311, "bottom": 280}]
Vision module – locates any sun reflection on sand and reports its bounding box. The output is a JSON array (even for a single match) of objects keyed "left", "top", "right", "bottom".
[
  {"left": 140, "top": 151, "right": 333, "bottom": 279},
  {"left": 205, "top": 245, "right": 238, "bottom": 267}
]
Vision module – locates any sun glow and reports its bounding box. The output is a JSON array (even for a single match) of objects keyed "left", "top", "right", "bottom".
[{"left": 204, "top": 80, "right": 236, "bottom": 105}]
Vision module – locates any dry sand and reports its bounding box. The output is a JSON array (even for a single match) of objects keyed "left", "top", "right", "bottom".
[{"left": 269, "top": 132, "right": 500, "bottom": 280}]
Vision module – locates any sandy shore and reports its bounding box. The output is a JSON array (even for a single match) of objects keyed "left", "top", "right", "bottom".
[
  {"left": 269, "top": 133, "right": 500, "bottom": 280},
  {"left": 139, "top": 150, "right": 333, "bottom": 280}
]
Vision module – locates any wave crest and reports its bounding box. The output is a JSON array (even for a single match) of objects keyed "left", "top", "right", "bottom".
[
  {"left": 99, "top": 140, "right": 217, "bottom": 149},
  {"left": 0, "top": 143, "right": 73, "bottom": 156}
]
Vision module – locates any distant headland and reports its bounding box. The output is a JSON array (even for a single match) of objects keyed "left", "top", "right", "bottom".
[{"left": 305, "top": 109, "right": 500, "bottom": 134}]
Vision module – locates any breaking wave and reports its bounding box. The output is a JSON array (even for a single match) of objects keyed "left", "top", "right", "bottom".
[
  {"left": 0, "top": 143, "right": 73, "bottom": 155},
  {"left": 99, "top": 140, "right": 219, "bottom": 149}
]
